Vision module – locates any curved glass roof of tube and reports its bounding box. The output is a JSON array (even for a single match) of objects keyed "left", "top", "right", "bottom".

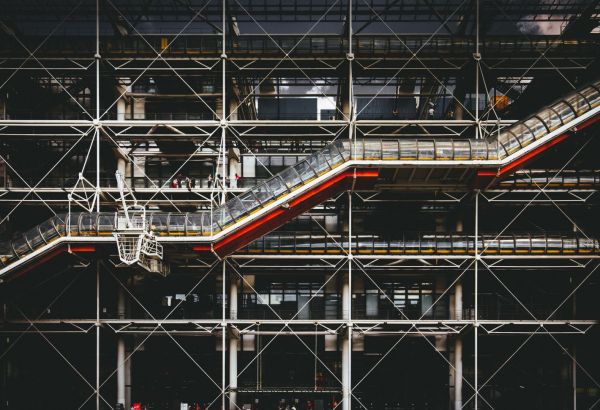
[{"left": 1, "top": 79, "right": 599, "bottom": 268}]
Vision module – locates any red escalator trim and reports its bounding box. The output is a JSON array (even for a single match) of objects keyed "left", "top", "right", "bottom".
[
  {"left": 574, "top": 113, "right": 600, "bottom": 131},
  {"left": 206, "top": 169, "right": 379, "bottom": 257},
  {"left": 497, "top": 133, "right": 570, "bottom": 177},
  {"left": 474, "top": 133, "right": 570, "bottom": 188},
  {"left": 70, "top": 246, "right": 97, "bottom": 253},
  {"left": 11, "top": 245, "right": 96, "bottom": 279}
]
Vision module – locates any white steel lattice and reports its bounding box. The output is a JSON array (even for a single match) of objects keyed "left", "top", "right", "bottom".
[
  {"left": 114, "top": 232, "right": 163, "bottom": 266},
  {"left": 114, "top": 232, "right": 144, "bottom": 265}
]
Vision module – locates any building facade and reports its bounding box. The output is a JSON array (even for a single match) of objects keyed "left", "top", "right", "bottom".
[{"left": 0, "top": 1, "right": 600, "bottom": 409}]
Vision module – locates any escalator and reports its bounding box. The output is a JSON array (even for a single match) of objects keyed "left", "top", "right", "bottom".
[{"left": 1, "top": 79, "right": 599, "bottom": 276}]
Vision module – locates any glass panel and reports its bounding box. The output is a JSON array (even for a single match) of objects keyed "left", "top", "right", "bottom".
[
  {"left": 79, "top": 213, "right": 97, "bottom": 234},
  {"left": 580, "top": 86, "right": 600, "bottom": 109},
  {"left": 252, "top": 182, "right": 273, "bottom": 204},
  {"left": 293, "top": 160, "right": 317, "bottom": 183},
  {"left": 168, "top": 214, "right": 186, "bottom": 234},
  {"left": 227, "top": 197, "right": 247, "bottom": 221},
  {"left": 399, "top": 140, "right": 417, "bottom": 159},
  {"left": 364, "top": 140, "right": 381, "bottom": 160},
  {"left": 563, "top": 237, "right": 577, "bottom": 253},
  {"left": 39, "top": 220, "right": 59, "bottom": 243},
  {"left": 523, "top": 117, "right": 547, "bottom": 140},
  {"left": 185, "top": 213, "right": 204, "bottom": 235},
  {"left": 25, "top": 226, "right": 45, "bottom": 249},
  {"left": 515, "top": 237, "right": 531, "bottom": 253},
  {"left": 498, "top": 129, "right": 520, "bottom": 155},
  {"left": 435, "top": 140, "right": 454, "bottom": 160},
  {"left": 482, "top": 236, "right": 499, "bottom": 253},
  {"left": 552, "top": 101, "right": 575, "bottom": 124},
  {"left": 306, "top": 151, "right": 331, "bottom": 175},
  {"left": 338, "top": 140, "right": 352, "bottom": 160},
  {"left": 566, "top": 92, "right": 590, "bottom": 115},
  {"left": 265, "top": 176, "right": 289, "bottom": 198},
  {"left": 382, "top": 140, "right": 399, "bottom": 160},
  {"left": 149, "top": 213, "right": 169, "bottom": 234},
  {"left": 536, "top": 108, "right": 563, "bottom": 132},
  {"left": 469, "top": 140, "right": 486, "bottom": 160},
  {"left": 213, "top": 205, "right": 234, "bottom": 229},
  {"left": 499, "top": 237, "right": 514, "bottom": 253},
  {"left": 352, "top": 140, "right": 365, "bottom": 160},
  {"left": 98, "top": 214, "right": 115, "bottom": 233},
  {"left": 238, "top": 190, "right": 261, "bottom": 213},
  {"left": 278, "top": 166, "right": 303, "bottom": 191},
  {"left": 417, "top": 141, "right": 435, "bottom": 160},
  {"left": 13, "top": 236, "right": 30, "bottom": 256},
  {"left": 0, "top": 242, "right": 16, "bottom": 266},
  {"left": 320, "top": 144, "right": 340, "bottom": 169},
  {"left": 547, "top": 236, "right": 562, "bottom": 252}
]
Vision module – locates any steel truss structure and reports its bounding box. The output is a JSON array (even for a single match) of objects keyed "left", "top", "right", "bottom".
[{"left": 1, "top": 1, "right": 600, "bottom": 409}]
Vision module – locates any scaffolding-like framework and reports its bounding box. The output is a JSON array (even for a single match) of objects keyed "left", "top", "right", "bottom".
[{"left": 0, "top": 1, "right": 599, "bottom": 409}]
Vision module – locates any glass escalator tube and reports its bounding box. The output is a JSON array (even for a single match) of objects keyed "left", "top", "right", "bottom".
[
  {"left": 248, "top": 181, "right": 274, "bottom": 211},
  {"left": 435, "top": 140, "right": 454, "bottom": 160},
  {"left": 382, "top": 140, "right": 400, "bottom": 161},
  {"left": 225, "top": 196, "right": 249, "bottom": 222},
  {"left": 566, "top": 92, "right": 591, "bottom": 116},
  {"left": 12, "top": 235, "right": 31, "bottom": 258},
  {"left": 98, "top": 213, "right": 116, "bottom": 236},
  {"left": 237, "top": 189, "right": 263, "bottom": 217},
  {"left": 498, "top": 128, "right": 523, "bottom": 156},
  {"left": 578, "top": 236, "right": 596, "bottom": 254},
  {"left": 184, "top": 213, "right": 203, "bottom": 236},
  {"left": 536, "top": 107, "right": 563, "bottom": 133},
  {"left": 267, "top": 174, "right": 291, "bottom": 200},
  {"left": 306, "top": 149, "right": 333, "bottom": 176},
  {"left": 469, "top": 139, "right": 489, "bottom": 161},
  {"left": 515, "top": 235, "right": 531, "bottom": 254},
  {"left": 551, "top": 101, "right": 575, "bottom": 125},
  {"left": 167, "top": 213, "right": 187, "bottom": 236},
  {"left": 579, "top": 85, "right": 600, "bottom": 110},
  {"left": 499, "top": 236, "right": 514, "bottom": 254},
  {"left": 373, "top": 236, "right": 389, "bottom": 254},
  {"left": 213, "top": 204, "right": 236, "bottom": 232},
  {"left": 293, "top": 159, "right": 318, "bottom": 185},
  {"left": 418, "top": 140, "right": 435, "bottom": 160},
  {"left": 531, "top": 236, "right": 546, "bottom": 254},
  {"left": 350, "top": 138, "right": 364, "bottom": 160},
  {"left": 0, "top": 241, "right": 17, "bottom": 267},
  {"left": 389, "top": 237, "right": 403, "bottom": 254},
  {"left": 562, "top": 236, "right": 577, "bottom": 254},
  {"left": 399, "top": 139, "right": 418, "bottom": 160},
  {"left": 364, "top": 140, "right": 383, "bottom": 160},
  {"left": 523, "top": 117, "right": 547, "bottom": 142},
  {"left": 150, "top": 213, "right": 169, "bottom": 236},
  {"left": 38, "top": 218, "right": 59, "bottom": 245},
  {"left": 547, "top": 235, "right": 562, "bottom": 254}
]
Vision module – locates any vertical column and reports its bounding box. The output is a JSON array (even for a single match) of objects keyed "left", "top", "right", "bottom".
[
  {"left": 342, "top": 192, "right": 352, "bottom": 410},
  {"left": 454, "top": 280, "right": 463, "bottom": 410},
  {"left": 95, "top": 0, "right": 101, "bottom": 213},
  {"left": 117, "top": 286, "right": 125, "bottom": 408},
  {"left": 341, "top": 269, "right": 351, "bottom": 410},
  {"left": 229, "top": 276, "right": 239, "bottom": 410},
  {"left": 221, "top": 260, "right": 227, "bottom": 410},
  {"left": 474, "top": 0, "right": 481, "bottom": 139},
  {"left": 474, "top": 191, "right": 479, "bottom": 410},
  {"left": 116, "top": 284, "right": 131, "bottom": 409},
  {"left": 96, "top": 262, "right": 101, "bottom": 410}
]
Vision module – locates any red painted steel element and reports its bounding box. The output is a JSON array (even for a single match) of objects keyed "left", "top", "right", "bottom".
[{"left": 194, "top": 169, "right": 379, "bottom": 257}]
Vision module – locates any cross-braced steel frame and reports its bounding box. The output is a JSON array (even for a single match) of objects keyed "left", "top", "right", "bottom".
[{"left": 0, "top": 0, "right": 599, "bottom": 409}]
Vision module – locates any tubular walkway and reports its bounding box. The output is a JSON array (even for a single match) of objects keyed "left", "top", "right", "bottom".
[{"left": 1, "top": 80, "right": 599, "bottom": 276}]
